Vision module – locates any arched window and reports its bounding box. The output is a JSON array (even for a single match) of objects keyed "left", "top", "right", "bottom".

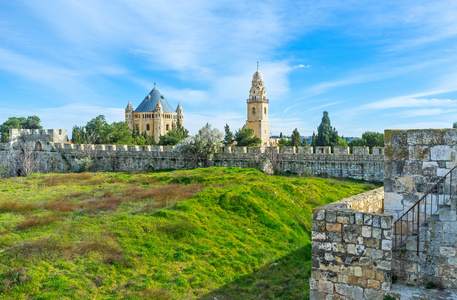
[
  {"left": 146, "top": 124, "right": 150, "bottom": 131},
  {"left": 166, "top": 124, "right": 169, "bottom": 131},
  {"left": 35, "top": 141, "right": 42, "bottom": 151},
  {"left": 264, "top": 107, "right": 267, "bottom": 114},
  {"left": 252, "top": 107, "right": 255, "bottom": 115}
]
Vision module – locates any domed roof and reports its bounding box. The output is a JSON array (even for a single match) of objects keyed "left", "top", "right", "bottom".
[
  {"left": 134, "top": 85, "right": 176, "bottom": 113},
  {"left": 252, "top": 70, "right": 263, "bottom": 82}
]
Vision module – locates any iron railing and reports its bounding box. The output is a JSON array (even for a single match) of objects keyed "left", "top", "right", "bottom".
[{"left": 393, "top": 166, "right": 457, "bottom": 254}]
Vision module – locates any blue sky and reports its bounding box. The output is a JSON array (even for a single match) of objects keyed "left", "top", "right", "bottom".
[{"left": 1, "top": 1, "right": 457, "bottom": 137}]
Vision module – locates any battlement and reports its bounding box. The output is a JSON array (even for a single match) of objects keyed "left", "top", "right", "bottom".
[
  {"left": 49, "top": 143, "right": 385, "bottom": 157},
  {"left": 8, "top": 129, "right": 68, "bottom": 144}
]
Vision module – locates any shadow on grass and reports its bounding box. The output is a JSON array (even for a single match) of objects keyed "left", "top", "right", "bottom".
[{"left": 199, "top": 243, "right": 312, "bottom": 300}]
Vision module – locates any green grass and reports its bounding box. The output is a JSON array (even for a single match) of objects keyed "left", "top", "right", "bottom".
[{"left": 0, "top": 167, "right": 380, "bottom": 299}]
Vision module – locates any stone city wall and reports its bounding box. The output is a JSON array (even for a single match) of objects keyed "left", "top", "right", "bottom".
[
  {"left": 384, "top": 129, "right": 457, "bottom": 219},
  {"left": 0, "top": 131, "right": 385, "bottom": 180},
  {"left": 384, "top": 128, "right": 457, "bottom": 289},
  {"left": 310, "top": 188, "right": 393, "bottom": 300}
]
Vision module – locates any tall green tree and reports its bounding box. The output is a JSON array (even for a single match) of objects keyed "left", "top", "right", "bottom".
[
  {"left": 234, "top": 128, "right": 261, "bottom": 147},
  {"left": 223, "top": 124, "right": 234, "bottom": 146},
  {"left": 314, "top": 111, "right": 340, "bottom": 147},
  {"left": 0, "top": 116, "right": 43, "bottom": 142},
  {"left": 290, "top": 128, "right": 302, "bottom": 147}
]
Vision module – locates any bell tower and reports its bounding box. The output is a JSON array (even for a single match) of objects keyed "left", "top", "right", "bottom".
[{"left": 245, "top": 63, "right": 270, "bottom": 146}]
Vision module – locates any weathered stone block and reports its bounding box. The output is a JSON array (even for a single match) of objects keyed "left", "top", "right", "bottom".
[
  {"left": 362, "top": 226, "right": 372, "bottom": 238},
  {"left": 312, "top": 232, "right": 326, "bottom": 241},
  {"left": 364, "top": 269, "right": 375, "bottom": 279},
  {"left": 365, "top": 238, "right": 380, "bottom": 248},
  {"left": 318, "top": 280, "right": 334, "bottom": 293},
  {"left": 334, "top": 283, "right": 352, "bottom": 296},
  {"left": 326, "top": 223, "right": 342, "bottom": 232},
  {"left": 372, "top": 227, "right": 382, "bottom": 239},
  {"left": 364, "top": 288, "right": 383, "bottom": 300},
  {"left": 376, "top": 260, "right": 391, "bottom": 270},
  {"left": 440, "top": 246, "right": 456, "bottom": 257},
  {"left": 430, "top": 145, "right": 452, "bottom": 161},
  {"left": 326, "top": 211, "right": 336, "bottom": 223},
  {"left": 381, "top": 240, "right": 392, "bottom": 251},
  {"left": 336, "top": 216, "right": 349, "bottom": 224},
  {"left": 354, "top": 266, "right": 363, "bottom": 277},
  {"left": 384, "top": 193, "right": 404, "bottom": 212},
  {"left": 367, "top": 279, "right": 380, "bottom": 289},
  {"left": 363, "top": 214, "right": 373, "bottom": 226},
  {"left": 309, "top": 290, "right": 326, "bottom": 300}
]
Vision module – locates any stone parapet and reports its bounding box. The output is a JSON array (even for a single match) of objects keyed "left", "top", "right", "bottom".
[{"left": 310, "top": 189, "right": 393, "bottom": 300}]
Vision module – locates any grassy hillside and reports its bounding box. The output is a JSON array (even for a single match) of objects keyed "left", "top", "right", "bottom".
[{"left": 0, "top": 167, "right": 379, "bottom": 299}]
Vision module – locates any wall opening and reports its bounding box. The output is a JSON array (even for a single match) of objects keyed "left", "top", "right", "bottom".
[
  {"left": 35, "top": 141, "right": 42, "bottom": 151},
  {"left": 17, "top": 169, "right": 24, "bottom": 177},
  {"left": 146, "top": 165, "right": 154, "bottom": 172},
  {"left": 252, "top": 107, "right": 255, "bottom": 115}
]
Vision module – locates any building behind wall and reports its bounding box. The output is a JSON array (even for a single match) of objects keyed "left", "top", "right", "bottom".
[
  {"left": 245, "top": 65, "right": 270, "bottom": 146},
  {"left": 125, "top": 84, "right": 184, "bottom": 143}
]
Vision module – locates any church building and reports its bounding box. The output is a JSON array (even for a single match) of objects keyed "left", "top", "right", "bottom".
[
  {"left": 245, "top": 65, "right": 270, "bottom": 146},
  {"left": 125, "top": 84, "right": 184, "bottom": 143}
]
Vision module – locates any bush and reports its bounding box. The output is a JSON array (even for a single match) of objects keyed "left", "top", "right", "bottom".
[
  {"left": 0, "top": 164, "right": 8, "bottom": 178},
  {"left": 72, "top": 157, "right": 94, "bottom": 173}
]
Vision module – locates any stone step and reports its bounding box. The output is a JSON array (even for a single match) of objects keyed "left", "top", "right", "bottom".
[{"left": 387, "top": 283, "right": 457, "bottom": 300}]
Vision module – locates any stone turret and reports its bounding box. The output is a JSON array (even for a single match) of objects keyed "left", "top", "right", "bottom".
[
  {"left": 154, "top": 99, "right": 163, "bottom": 142},
  {"left": 176, "top": 102, "right": 184, "bottom": 127},
  {"left": 125, "top": 101, "right": 133, "bottom": 130}
]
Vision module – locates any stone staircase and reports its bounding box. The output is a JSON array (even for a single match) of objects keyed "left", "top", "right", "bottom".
[{"left": 392, "top": 194, "right": 457, "bottom": 292}]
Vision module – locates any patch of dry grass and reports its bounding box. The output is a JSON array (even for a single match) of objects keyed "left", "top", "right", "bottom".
[
  {"left": 17, "top": 214, "right": 59, "bottom": 230},
  {"left": 0, "top": 201, "right": 39, "bottom": 214}
]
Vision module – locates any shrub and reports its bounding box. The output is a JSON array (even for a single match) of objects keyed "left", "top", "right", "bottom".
[
  {"left": 72, "top": 157, "right": 94, "bottom": 173},
  {"left": 0, "top": 268, "right": 30, "bottom": 292},
  {"left": 0, "top": 164, "right": 8, "bottom": 178}
]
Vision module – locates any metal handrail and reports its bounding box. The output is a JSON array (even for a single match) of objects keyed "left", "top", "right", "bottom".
[{"left": 393, "top": 166, "right": 457, "bottom": 254}]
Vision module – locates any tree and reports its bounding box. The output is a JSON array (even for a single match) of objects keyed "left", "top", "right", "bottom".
[
  {"left": 174, "top": 123, "right": 223, "bottom": 167},
  {"left": 314, "top": 111, "right": 340, "bottom": 147},
  {"left": 234, "top": 128, "right": 261, "bottom": 147},
  {"left": 290, "top": 128, "right": 302, "bottom": 147},
  {"left": 453, "top": 122, "right": 457, "bottom": 129},
  {"left": 311, "top": 132, "right": 316, "bottom": 147},
  {"left": 110, "top": 121, "right": 134, "bottom": 145},
  {"left": 223, "top": 124, "right": 234, "bottom": 146},
  {"left": 159, "top": 118, "right": 189, "bottom": 146},
  {"left": 348, "top": 131, "right": 384, "bottom": 152},
  {"left": 0, "top": 116, "right": 43, "bottom": 142},
  {"left": 85, "top": 115, "right": 111, "bottom": 144},
  {"left": 278, "top": 137, "right": 290, "bottom": 147}
]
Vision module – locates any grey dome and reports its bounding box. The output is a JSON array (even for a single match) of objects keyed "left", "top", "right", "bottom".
[{"left": 134, "top": 86, "right": 175, "bottom": 113}]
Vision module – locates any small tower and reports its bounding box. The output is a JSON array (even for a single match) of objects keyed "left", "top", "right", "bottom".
[
  {"left": 245, "top": 63, "right": 270, "bottom": 146},
  {"left": 153, "top": 99, "right": 163, "bottom": 143},
  {"left": 125, "top": 101, "right": 133, "bottom": 130},
  {"left": 176, "top": 102, "right": 184, "bottom": 127}
]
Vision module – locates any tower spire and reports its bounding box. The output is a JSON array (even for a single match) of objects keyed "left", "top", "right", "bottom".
[{"left": 257, "top": 61, "right": 259, "bottom": 71}]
